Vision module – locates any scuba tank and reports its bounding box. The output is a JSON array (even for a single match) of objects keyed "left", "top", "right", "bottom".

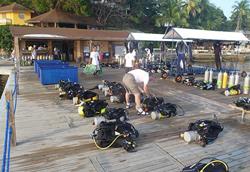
[
  {"left": 209, "top": 69, "right": 213, "bottom": 83},
  {"left": 180, "top": 131, "right": 201, "bottom": 143},
  {"left": 222, "top": 72, "right": 228, "bottom": 89},
  {"left": 151, "top": 111, "right": 164, "bottom": 120},
  {"left": 93, "top": 116, "right": 106, "bottom": 126},
  {"left": 217, "top": 71, "right": 222, "bottom": 89},
  {"left": 228, "top": 73, "right": 235, "bottom": 88},
  {"left": 243, "top": 74, "right": 249, "bottom": 95},
  {"left": 204, "top": 69, "right": 209, "bottom": 83},
  {"left": 234, "top": 72, "right": 240, "bottom": 86},
  {"left": 110, "top": 96, "right": 121, "bottom": 103}
]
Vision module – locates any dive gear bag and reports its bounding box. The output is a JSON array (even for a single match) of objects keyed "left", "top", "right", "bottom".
[
  {"left": 182, "top": 157, "right": 229, "bottom": 172},
  {"left": 78, "top": 100, "right": 108, "bottom": 118},
  {"left": 183, "top": 119, "right": 223, "bottom": 147}
]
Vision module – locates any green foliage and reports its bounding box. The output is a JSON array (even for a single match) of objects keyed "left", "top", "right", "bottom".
[
  {"left": 1, "top": 0, "right": 249, "bottom": 32},
  {"left": 155, "top": 0, "right": 189, "bottom": 28},
  {"left": 230, "top": 0, "right": 250, "bottom": 31},
  {"left": 0, "top": 26, "right": 13, "bottom": 53}
]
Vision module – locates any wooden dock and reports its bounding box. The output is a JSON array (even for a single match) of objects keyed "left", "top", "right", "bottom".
[{"left": 4, "top": 66, "right": 250, "bottom": 172}]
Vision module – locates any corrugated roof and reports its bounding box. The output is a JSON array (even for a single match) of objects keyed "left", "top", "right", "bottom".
[
  {"left": 0, "top": 2, "right": 32, "bottom": 12},
  {"left": 9, "top": 26, "right": 129, "bottom": 41},
  {"left": 127, "top": 32, "right": 192, "bottom": 42},
  {"left": 164, "top": 27, "right": 249, "bottom": 42},
  {"left": 27, "top": 9, "right": 101, "bottom": 26}
]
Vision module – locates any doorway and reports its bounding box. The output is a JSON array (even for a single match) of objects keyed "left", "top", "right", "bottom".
[{"left": 52, "top": 40, "right": 74, "bottom": 61}]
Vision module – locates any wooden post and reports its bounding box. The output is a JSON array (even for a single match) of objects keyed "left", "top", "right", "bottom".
[
  {"left": 14, "top": 37, "right": 20, "bottom": 95},
  {"left": 75, "top": 40, "right": 81, "bottom": 62},
  {"left": 5, "top": 91, "right": 17, "bottom": 147},
  {"left": 48, "top": 40, "right": 53, "bottom": 55},
  {"left": 89, "top": 40, "right": 93, "bottom": 51}
]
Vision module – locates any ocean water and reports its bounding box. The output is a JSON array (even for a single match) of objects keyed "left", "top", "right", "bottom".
[{"left": 194, "top": 60, "right": 250, "bottom": 72}]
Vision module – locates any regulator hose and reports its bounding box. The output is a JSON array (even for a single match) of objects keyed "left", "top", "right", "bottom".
[
  {"left": 200, "top": 160, "right": 229, "bottom": 172},
  {"left": 93, "top": 134, "right": 125, "bottom": 150}
]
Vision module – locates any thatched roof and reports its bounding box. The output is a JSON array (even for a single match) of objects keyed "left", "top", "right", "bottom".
[
  {"left": 0, "top": 2, "right": 32, "bottom": 13},
  {"left": 27, "top": 9, "right": 100, "bottom": 26},
  {"left": 10, "top": 26, "right": 129, "bottom": 41}
]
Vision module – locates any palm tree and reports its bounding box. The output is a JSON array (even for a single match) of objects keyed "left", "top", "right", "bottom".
[
  {"left": 232, "top": 0, "right": 250, "bottom": 31},
  {"left": 156, "top": 0, "right": 188, "bottom": 27},
  {"left": 182, "top": 0, "right": 201, "bottom": 17}
]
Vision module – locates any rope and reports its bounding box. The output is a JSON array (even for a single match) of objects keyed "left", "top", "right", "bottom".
[
  {"left": 93, "top": 134, "right": 124, "bottom": 150},
  {"left": 6, "top": 128, "right": 12, "bottom": 172},
  {"left": 1, "top": 71, "right": 18, "bottom": 172},
  {"left": 1, "top": 102, "right": 10, "bottom": 172}
]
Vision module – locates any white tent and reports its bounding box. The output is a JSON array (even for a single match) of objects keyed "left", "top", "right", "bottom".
[
  {"left": 163, "top": 27, "right": 249, "bottom": 42},
  {"left": 127, "top": 32, "right": 192, "bottom": 42}
]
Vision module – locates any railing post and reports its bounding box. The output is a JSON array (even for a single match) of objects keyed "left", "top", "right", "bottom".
[
  {"left": 2, "top": 91, "right": 10, "bottom": 172},
  {"left": 14, "top": 57, "right": 20, "bottom": 95},
  {"left": 9, "top": 90, "right": 16, "bottom": 147},
  {"left": 5, "top": 91, "right": 16, "bottom": 147}
]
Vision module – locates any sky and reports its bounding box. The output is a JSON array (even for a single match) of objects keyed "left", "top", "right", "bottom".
[{"left": 209, "top": 0, "right": 236, "bottom": 19}]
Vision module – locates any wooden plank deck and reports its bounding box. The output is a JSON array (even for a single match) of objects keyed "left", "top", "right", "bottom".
[{"left": 3, "top": 66, "right": 250, "bottom": 172}]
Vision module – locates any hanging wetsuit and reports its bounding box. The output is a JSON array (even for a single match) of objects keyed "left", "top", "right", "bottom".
[
  {"left": 213, "top": 42, "right": 222, "bottom": 70},
  {"left": 176, "top": 41, "right": 187, "bottom": 75}
]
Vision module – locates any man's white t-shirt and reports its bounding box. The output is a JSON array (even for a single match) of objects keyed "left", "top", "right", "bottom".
[
  {"left": 125, "top": 53, "right": 135, "bottom": 67},
  {"left": 128, "top": 69, "right": 149, "bottom": 85},
  {"left": 90, "top": 52, "right": 99, "bottom": 65}
]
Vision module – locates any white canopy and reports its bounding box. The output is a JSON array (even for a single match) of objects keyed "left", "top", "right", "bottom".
[
  {"left": 127, "top": 32, "right": 192, "bottom": 42},
  {"left": 163, "top": 28, "right": 249, "bottom": 42}
]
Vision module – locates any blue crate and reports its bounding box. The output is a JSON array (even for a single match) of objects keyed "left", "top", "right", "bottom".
[
  {"left": 37, "top": 63, "right": 69, "bottom": 78},
  {"left": 39, "top": 66, "right": 78, "bottom": 85},
  {"left": 34, "top": 60, "right": 63, "bottom": 73}
]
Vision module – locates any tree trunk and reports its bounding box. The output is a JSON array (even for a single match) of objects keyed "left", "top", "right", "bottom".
[{"left": 235, "top": 15, "right": 241, "bottom": 31}]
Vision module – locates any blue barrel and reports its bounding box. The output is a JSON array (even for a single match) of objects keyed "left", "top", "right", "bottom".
[{"left": 39, "top": 66, "right": 78, "bottom": 85}]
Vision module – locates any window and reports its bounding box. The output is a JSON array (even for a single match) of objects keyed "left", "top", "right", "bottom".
[{"left": 19, "top": 13, "right": 25, "bottom": 19}]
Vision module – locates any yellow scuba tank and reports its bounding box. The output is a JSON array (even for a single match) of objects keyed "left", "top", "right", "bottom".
[
  {"left": 222, "top": 72, "right": 228, "bottom": 89},
  {"left": 78, "top": 106, "right": 85, "bottom": 117},
  {"left": 217, "top": 71, "right": 222, "bottom": 89}
]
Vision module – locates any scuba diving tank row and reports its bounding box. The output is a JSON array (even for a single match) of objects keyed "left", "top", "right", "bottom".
[{"left": 216, "top": 71, "right": 249, "bottom": 95}]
